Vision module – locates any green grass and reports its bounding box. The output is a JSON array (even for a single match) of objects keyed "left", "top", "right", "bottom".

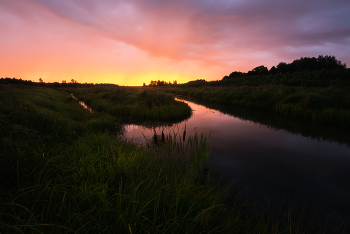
[
  {"left": 0, "top": 86, "right": 345, "bottom": 233},
  {"left": 67, "top": 87, "right": 192, "bottom": 123}
]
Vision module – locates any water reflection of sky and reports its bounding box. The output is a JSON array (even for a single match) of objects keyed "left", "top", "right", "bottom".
[
  {"left": 124, "top": 98, "right": 350, "bottom": 215},
  {"left": 70, "top": 94, "right": 92, "bottom": 112}
]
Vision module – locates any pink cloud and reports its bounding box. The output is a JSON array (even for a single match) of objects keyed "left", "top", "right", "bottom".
[{"left": 1, "top": 0, "right": 349, "bottom": 84}]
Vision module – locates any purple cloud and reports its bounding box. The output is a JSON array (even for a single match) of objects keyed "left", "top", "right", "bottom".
[{"left": 2, "top": 0, "right": 349, "bottom": 70}]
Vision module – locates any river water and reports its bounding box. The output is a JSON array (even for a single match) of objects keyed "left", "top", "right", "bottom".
[{"left": 124, "top": 97, "right": 350, "bottom": 218}]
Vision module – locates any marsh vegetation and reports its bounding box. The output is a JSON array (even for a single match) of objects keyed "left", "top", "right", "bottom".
[
  {"left": 162, "top": 69, "right": 350, "bottom": 129},
  {"left": 1, "top": 84, "right": 348, "bottom": 233},
  {"left": 69, "top": 87, "right": 191, "bottom": 123}
]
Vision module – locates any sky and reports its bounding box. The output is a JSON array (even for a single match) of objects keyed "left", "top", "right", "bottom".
[{"left": 1, "top": 0, "right": 350, "bottom": 86}]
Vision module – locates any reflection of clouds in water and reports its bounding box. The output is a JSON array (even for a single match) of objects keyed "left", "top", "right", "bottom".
[
  {"left": 124, "top": 98, "right": 350, "bottom": 159},
  {"left": 123, "top": 97, "right": 350, "bottom": 215},
  {"left": 123, "top": 123, "right": 186, "bottom": 146}
]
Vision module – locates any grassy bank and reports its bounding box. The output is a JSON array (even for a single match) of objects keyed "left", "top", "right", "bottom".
[
  {"left": 68, "top": 86, "right": 192, "bottom": 124},
  {"left": 163, "top": 71, "right": 350, "bottom": 129},
  {"left": 0, "top": 86, "right": 344, "bottom": 233}
]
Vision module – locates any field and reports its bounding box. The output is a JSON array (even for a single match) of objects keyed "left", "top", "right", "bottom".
[{"left": 0, "top": 85, "right": 345, "bottom": 233}]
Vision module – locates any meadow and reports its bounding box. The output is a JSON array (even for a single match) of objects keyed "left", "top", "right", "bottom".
[
  {"left": 0, "top": 85, "right": 345, "bottom": 233},
  {"left": 162, "top": 69, "right": 350, "bottom": 129}
]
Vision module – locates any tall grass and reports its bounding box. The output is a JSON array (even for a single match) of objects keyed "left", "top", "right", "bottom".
[
  {"left": 0, "top": 88, "right": 219, "bottom": 233},
  {"left": 67, "top": 87, "right": 192, "bottom": 123}
]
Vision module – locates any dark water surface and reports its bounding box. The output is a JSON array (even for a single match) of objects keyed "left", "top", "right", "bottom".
[{"left": 124, "top": 98, "right": 350, "bottom": 218}]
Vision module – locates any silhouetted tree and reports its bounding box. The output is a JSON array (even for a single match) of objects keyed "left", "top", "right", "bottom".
[
  {"left": 156, "top": 80, "right": 165, "bottom": 86},
  {"left": 269, "top": 66, "right": 277, "bottom": 74},
  {"left": 39, "top": 78, "right": 43, "bottom": 83},
  {"left": 317, "top": 55, "right": 346, "bottom": 70},
  {"left": 230, "top": 71, "right": 244, "bottom": 78},
  {"left": 222, "top": 71, "right": 244, "bottom": 80},
  {"left": 292, "top": 57, "right": 319, "bottom": 72},
  {"left": 248, "top": 66, "right": 269, "bottom": 76},
  {"left": 222, "top": 54, "right": 346, "bottom": 80},
  {"left": 276, "top": 62, "right": 290, "bottom": 73},
  {"left": 274, "top": 55, "right": 346, "bottom": 74}
]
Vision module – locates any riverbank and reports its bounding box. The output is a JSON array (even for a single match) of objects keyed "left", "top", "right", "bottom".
[
  {"left": 0, "top": 85, "right": 346, "bottom": 233},
  {"left": 161, "top": 70, "right": 350, "bottom": 130},
  {"left": 68, "top": 86, "right": 192, "bottom": 124}
]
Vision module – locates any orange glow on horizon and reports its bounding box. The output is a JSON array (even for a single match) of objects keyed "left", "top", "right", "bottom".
[{"left": 0, "top": 1, "right": 264, "bottom": 85}]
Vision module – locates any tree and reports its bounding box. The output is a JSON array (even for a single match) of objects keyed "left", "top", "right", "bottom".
[
  {"left": 269, "top": 66, "right": 277, "bottom": 74},
  {"left": 62, "top": 80, "right": 66, "bottom": 83},
  {"left": 248, "top": 66, "right": 268, "bottom": 76},
  {"left": 39, "top": 78, "right": 43, "bottom": 83},
  {"left": 276, "top": 62, "right": 290, "bottom": 73},
  {"left": 230, "top": 71, "right": 244, "bottom": 78},
  {"left": 292, "top": 57, "right": 319, "bottom": 72},
  {"left": 317, "top": 55, "right": 346, "bottom": 70},
  {"left": 156, "top": 80, "right": 165, "bottom": 86}
]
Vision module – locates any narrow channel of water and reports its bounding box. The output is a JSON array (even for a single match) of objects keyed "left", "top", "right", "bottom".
[
  {"left": 70, "top": 94, "right": 93, "bottom": 112},
  {"left": 124, "top": 97, "right": 350, "bottom": 218}
]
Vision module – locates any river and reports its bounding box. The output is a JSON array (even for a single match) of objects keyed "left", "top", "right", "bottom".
[{"left": 123, "top": 97, "right": 350, "bottom": 220}]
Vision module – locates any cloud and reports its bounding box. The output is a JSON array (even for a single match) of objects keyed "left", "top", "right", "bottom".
[{"left": 1, "top": 0, "right": 349, "bottom": 79}]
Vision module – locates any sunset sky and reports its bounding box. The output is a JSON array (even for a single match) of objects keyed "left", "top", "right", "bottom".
[{"left": 1, "top": 0, "right": 350, "bottom": 86}]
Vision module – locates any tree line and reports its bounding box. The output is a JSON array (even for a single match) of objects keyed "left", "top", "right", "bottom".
[
  {"left": 223, "top": 55, "right": 347, "bottom": 80},
  {"left": 146, "top": 80, "right": 178, "bottom": 86},
  {"left": 0, "top": 77, "right": 117, "bottom": 88}
]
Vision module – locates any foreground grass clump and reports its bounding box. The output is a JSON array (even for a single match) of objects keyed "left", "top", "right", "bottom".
[
  {"left": 1, "top": 86, "right": 343, "bottom": 233},
  {"left": 68, "top": 86, "right": 192, "bottom": 123}
]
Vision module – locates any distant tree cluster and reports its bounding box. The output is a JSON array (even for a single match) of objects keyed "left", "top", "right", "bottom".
[
  {"left": 148, "top": 80, "right": 177, "bottom": 86},
  {"left": 0, "top": 77, "right": 36, "bottom": 85},
  {"left": 183, "top": 79, "right": 208, "bottom": 87},
  {"left": 0, "top": 77, "right": 100, "bottom": 88},
  {"left": 223, "top": 55, "right": 347, "bottom": 80}
]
